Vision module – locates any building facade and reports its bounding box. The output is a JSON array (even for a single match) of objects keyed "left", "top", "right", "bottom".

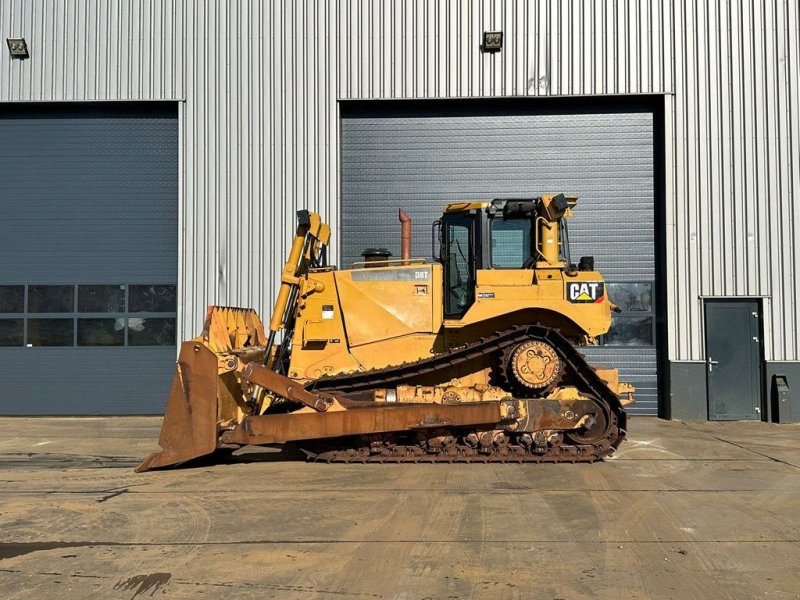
[{"left": 1, "top": 0, "right": 798, "bottom": 420}]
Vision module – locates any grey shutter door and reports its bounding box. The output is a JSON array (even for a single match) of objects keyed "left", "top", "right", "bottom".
[
  {"left": 340, "top": 100, "right": 659, "bottom": 416},
  {"left": 0, "top": 104, "right": 178, "bottom": 414}
]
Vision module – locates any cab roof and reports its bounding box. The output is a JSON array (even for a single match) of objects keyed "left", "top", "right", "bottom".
[
  {"left": 443, "top": 195, "right": 577, "bottom": 214},
  {"left": 442, "top": 201, "right": 490, "bottom": 213}
]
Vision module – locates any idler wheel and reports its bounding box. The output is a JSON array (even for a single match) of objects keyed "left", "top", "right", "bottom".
[
  {"left": 564, "top": 405, "right": 609, "bottom": 445},
  {"left": 507, "top": 340, "right": 564, "bottom": 392}
]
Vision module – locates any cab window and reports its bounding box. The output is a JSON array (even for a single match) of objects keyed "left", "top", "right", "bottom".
[{"left": 491, "top": 218, "right": 532, "bottom": 268}]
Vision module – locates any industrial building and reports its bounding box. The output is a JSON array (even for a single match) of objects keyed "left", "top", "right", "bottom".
[{"left": 0, "top": 0, "right": 797, "bottom": 421}]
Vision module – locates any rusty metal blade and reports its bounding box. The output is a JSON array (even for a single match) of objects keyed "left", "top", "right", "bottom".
[{"left": 136, "top": 342, "right": 220, "bottom": 472}]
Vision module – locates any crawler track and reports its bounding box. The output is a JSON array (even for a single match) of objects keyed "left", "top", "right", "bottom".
[
  {"left": 303, "top": 325, "right": 627, "bottom": 463},
  {"left": 297, "top": 430, "right": 617, "bottom": 463}
]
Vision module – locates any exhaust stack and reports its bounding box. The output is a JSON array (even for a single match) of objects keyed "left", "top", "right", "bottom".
[{"left": 399, "top": 209, "right": 411, "bottom": 264}]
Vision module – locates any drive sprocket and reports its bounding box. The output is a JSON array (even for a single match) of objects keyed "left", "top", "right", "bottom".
[{"left": 504, "top": 339, "right": 564, "bottom": 393}]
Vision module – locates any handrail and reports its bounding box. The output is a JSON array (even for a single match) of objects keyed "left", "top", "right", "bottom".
[
  {"left": 534, "top": 216, "right": 548, "bottom": 262},
  {"left": 350, "top": 258, "right": 429, "bottom": 268}
]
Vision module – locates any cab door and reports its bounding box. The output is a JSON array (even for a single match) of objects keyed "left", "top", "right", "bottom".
[{"left": 442, "top": 213, "right": 478, "bottom": 318}]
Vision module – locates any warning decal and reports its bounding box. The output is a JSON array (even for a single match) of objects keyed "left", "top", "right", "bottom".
[{"left": 567, "top": 282, "right": 605, "bottom": 304}]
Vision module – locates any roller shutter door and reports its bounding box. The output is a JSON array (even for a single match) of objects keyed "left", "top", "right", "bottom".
[
  {"left": 0, "top": 103, "right": 178, "bottom": 414},
  {"left": 341, "top": 100, "right": 659, "bottom": 415}
]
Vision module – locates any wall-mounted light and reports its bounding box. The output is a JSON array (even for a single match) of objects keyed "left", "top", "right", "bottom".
[
  {"left": 481, "top": 31, "right": 503, "bottom": 53},
  {"left": 7, "top": 38, "right": 29, "bottom": 59}
]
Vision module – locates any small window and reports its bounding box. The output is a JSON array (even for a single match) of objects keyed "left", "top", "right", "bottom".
[
  {"left": 3, "top": 284, "right": 177, "bottom": 348},
  {"left": 128, "top": 317, "right": 176, "bottom": 346},
  {"left": 0, "top": 319, "right": 24, "bottom": 346},
  {"left": 607, "top": 282, "right": 652, "bottom": 312},
  {"left": 604, "top": 316, "right": 654, "bottom": 346},
  {"left": 78, "top": 318, "right": 125, "bottom": 346},
  {"left": 27, "top": 318, "right": 74, "bottom": 346},
  {"left": 28, "top": 285, "right": 74, "bottom": 313},
  {"left": 491, "top": 218, "right": 532, "bottom": 268},
  {"left": 78, "top": 285, "right": 126, "bottom": 313},
  {"left": 129, "top": 285, "right": 177, "bottom": 312},
  {"left": 0, "top": 286, "right": 24, "bottom": 313}
]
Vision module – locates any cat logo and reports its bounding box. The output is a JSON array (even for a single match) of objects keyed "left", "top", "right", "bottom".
[{"left": 567, "top": 281, "right": 605, "bottom": 303}]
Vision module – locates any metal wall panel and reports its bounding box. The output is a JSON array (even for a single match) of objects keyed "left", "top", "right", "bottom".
[
  {"left": 1, "top": 0, "right": 798, "bottom": 367},
  {"left": 0, "top": 0, "right": 184, "bottom": 101},
  {"left": 178, "top": 0, "right": 340, "bottom": 340},
  {"left": 336, "top": 0, "right": 671, "bottom": 99},
  {"left": 668, "top": 0, "right": 800, "bottom": 362}
]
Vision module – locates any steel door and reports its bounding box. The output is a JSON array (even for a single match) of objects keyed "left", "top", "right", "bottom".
[
  {"left": 0, "top": 103, "right": 178, "bottom": 414},
  {"left": 340, "top": 99, "right": 660, "bottom": 415},
  {"left": 704, "top": 300, "right": 762, "bottom": 420}
]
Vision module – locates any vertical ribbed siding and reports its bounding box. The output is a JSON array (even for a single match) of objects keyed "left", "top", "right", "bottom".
[
  {"left": 669, "top": 0, "right": 800, "bottom": 361},
  {"left": 0, "top": 0, "right": 183, "bottom": 101},
  {"left": 0, "top": 0, "right": 798, "bottom": 362},
  {"left": 336, "top": 0, "right": 671, "bottom": 99},
  {"left": 179, "top": 0, "right": 339, "bottom": 337}
]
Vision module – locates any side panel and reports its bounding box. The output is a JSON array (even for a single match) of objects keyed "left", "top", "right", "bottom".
[
  {"left": 667, "top": 362, "right": 708, "bottom": 420},
  {"left": 288, "top": 271, "right": 356, "bottom": 380},
  {"left": 288, "top": 266, "right": 444, "bottom": 379},
  {"left": 454, "top": 269, "right": 612, "bottom": 339},
  {"left": 336, "top": 265, "right": 441, "bottom": 347}
]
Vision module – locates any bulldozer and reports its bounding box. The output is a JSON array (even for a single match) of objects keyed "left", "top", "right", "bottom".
[{"left": 137, "top": 194, "right": 633, "bottom": 471}]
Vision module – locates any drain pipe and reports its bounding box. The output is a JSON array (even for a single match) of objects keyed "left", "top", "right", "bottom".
[{"left": 399, "top": 209, "right": 411, "bottom": 265}]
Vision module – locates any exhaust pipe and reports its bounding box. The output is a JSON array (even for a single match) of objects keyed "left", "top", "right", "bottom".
[{"left": 399, "top": 209, "right": 411, "bottom": 264}]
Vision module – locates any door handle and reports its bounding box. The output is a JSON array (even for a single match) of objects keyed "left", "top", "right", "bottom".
[{"left": 707, "top": 356, "right": 720, "bottom": 372}]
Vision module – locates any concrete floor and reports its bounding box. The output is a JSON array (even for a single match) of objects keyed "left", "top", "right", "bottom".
[{"left": 0, "top": 417, "right": 799, "bottom": 599}]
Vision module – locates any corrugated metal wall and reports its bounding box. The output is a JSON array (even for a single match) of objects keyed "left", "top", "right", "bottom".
[
  {"left": 667, "top": 1, "right": 800, "bottom": 362},
  {"left": 0, "top": 0, "right": 184, "bottom": 100},
  {"left": 336, "top": 0, "right": 671, "bottom": 98},
  {"left": 1, "top": 0, "right": 798, "bottom": 362}
]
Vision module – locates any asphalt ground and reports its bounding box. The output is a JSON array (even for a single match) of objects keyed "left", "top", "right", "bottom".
[{"left": 0, "top": 416, "right": 799, "bottom": 599}]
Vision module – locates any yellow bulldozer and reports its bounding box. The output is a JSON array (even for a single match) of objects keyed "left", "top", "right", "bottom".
[{"left": 137, "top": 194, "right": 633, "bottom": 471}]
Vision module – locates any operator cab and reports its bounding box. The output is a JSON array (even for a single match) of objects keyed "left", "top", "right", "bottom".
[{"left": 437, "top": 195, "right": 580, "bottom": 319}]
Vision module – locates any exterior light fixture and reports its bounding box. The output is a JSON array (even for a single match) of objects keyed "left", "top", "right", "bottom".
[
  {"left": 6, "top": 38, "right": 29, "bottom": 59},
  {"left": 481, "top": 31, "right": 503, "bottom": 53}
]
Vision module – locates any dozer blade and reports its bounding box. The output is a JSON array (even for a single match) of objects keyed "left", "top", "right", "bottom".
[{"left": 136, "top": 341, "right": 221, "bottom": 472}]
